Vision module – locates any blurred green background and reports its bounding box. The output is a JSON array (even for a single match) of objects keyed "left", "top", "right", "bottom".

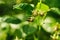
[{"left": 0, "top": 0, "right": 60, "bottom": 40}]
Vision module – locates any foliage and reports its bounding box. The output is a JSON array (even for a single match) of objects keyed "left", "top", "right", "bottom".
[{"left": 0, "top": 0, "right": 60, "bottom": 40}]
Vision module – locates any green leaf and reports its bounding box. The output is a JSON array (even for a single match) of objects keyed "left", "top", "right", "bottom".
[
  {"left": 1, "top": 22, "right": 10, "bottom": 33},
  {"left": 0, "top": 32, "right": 7, "bottom": 40},
  {"left": 22, "top": 24, "right": 36, "bottom": 35},
  {"left": 36, "top": 3, "right": 49, "bottom": 12},
  {"left": 14, "top": 29, "right": 22, "bottom": 38},
  {"left": 51, "top": 8, "right": 60, "bottom": 15},
  {"left": 0, "top": 0, "right": 5, "bottom": 4},
  {"left": 42, "top": 16, "right": 56, "bottom": 33},
  {"left": 13, "top": 3, "right": 34, "bottom": 11},
  {"left": 5, "top": 17, "right": 21, "bottom": 24}
]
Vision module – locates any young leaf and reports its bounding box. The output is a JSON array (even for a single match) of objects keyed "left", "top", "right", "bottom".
[{"left": 36, "top": 3, "right": 49, "bottom": 12}]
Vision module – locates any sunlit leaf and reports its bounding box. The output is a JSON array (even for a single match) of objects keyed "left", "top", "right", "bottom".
[
  {"left": 42, "top": 16, "right": 57, "bottom": 33},
  {"left": 0, "top": 32, "right": 7, "bottom": 40},
  {"left": 36, "top": 3, "right": 49, "bottom": 12}
]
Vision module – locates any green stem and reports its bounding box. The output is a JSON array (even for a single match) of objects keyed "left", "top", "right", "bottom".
[
  {"left": 40, "top": 0, "right": 42, "bottom": 9},
  {"left": 43, "top": 12, "right": 47, "bottom": 20},
  {"left": 37, "top": 0, "right": 42, "bottom": 30},
  {"left": 40, "top": 0, "right": 42, "bottom": 4}
]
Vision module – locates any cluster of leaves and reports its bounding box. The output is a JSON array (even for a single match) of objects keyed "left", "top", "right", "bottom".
[{"left": 0, "top": 0, "right": 60, "bottom": 40}]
